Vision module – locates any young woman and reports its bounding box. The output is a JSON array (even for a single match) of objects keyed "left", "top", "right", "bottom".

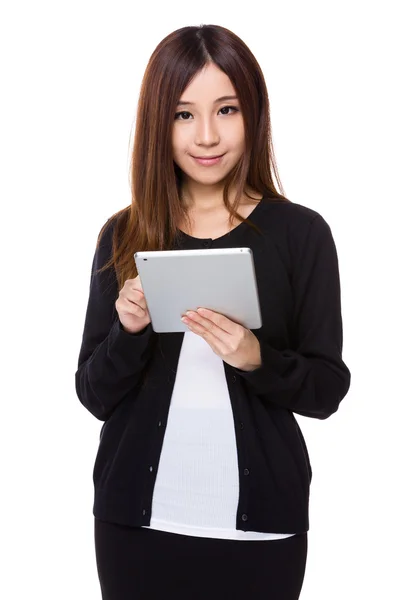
[{"left": 75, "top": 24, "right": 351, "bottom": 600}]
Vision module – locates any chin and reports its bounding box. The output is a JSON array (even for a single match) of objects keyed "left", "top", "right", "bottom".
[{"left": 187, "top": 172, "right": 228, "bottom": 184}]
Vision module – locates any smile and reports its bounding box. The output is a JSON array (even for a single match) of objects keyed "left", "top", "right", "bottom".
[{"left": 191, "top": 154, "right": 225, "bottom": 166}]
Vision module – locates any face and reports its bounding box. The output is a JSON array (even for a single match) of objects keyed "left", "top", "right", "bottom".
[{"left": 172, "top": 62, "right": 245, "bottom": 191}]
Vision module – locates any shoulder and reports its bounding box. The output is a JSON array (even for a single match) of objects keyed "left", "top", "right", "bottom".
[
  {"left": 259, "top": 197, "right": 333, "bottom": 240},
  {"left": 96, "top": 207, "right": 129, "bottom": 249},
  {"left": 97, "top": 217, "right": 115, "bottom": 247},
  {"left": 256, "top": 199, "right": 335, "bottom": 268},
  {"left": 260, "top": 197, "right": 324, "bottom": 228}
]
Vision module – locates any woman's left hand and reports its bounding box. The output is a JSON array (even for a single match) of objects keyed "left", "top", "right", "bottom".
[{"left": 181, "top": 307, "right": 262, "bottom": 372}]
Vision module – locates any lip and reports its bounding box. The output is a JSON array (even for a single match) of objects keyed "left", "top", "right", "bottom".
[{"left": 191, "top": 154, "right": 225, "bottom": 166}]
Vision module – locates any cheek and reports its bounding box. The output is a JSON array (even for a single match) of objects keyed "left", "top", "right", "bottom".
[
  {"left": 224, "top": 121, "right": 245, "bottom": 150},
  {"left": 171, "top": 130, "right": 178, "bottom": 153},
  {"left": 172, "top": 131, "right": 191, "bottom": 159}
]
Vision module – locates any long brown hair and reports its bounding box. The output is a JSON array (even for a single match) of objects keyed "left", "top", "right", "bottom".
[{"left": 96, "top": 24, "right": 290, "bottom": 290}]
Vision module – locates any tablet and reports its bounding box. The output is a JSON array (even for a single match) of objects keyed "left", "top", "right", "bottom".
[{"left": 134, "top": 248, "right": 262, "bottom": 333}]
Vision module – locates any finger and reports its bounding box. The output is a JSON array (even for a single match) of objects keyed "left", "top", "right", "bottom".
[
  {"left": 184, "top": 311, "right": 232, "bottom": 345},
  {"left": 196, "top": 308, "right": 240, "bottom": 334},
  {"left": 183, "top": 316, "right": 219, "bottom": 343},
  {"left": 131, "top": 279, "right": 144, "bottom": 293},
  {"left": 118, "top": 287, "right": 147, "bottom": 310},
  {"left": 130, "top": 291, "right": 147, "bottom": 310},
  {"left": 123, "top": 297, "right": 147, "bottom": 316},
  {"left": 183, "top": 318, "right": 231, "bottom": 359}
]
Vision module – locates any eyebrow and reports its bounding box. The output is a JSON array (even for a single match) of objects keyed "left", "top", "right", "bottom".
[{"left": 176, "top": 95, "right": 238, "bottom": 107}]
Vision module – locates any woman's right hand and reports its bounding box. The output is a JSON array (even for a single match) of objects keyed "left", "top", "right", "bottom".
[{"left": 115, "top": 275, "right": 151, "bottom": 334}]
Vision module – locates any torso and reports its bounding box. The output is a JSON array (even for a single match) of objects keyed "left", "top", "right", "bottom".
[{"left": 179, "top": 196, "right": 263, "bottom": 240}]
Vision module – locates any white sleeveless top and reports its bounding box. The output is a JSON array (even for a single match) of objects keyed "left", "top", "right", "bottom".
[{"left": 142, "top": 332, "right": 296, "bottom": 541}]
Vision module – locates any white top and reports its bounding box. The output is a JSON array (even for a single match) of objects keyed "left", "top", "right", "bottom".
[{"left": 142, "top": 331, "right": 296, "bottom": 541}]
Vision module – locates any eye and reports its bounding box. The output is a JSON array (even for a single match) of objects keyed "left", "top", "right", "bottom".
[{"left": 174, "top": 106, "right": 239, "bottom": 120}]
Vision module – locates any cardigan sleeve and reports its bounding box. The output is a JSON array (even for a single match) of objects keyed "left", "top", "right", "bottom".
[
  {"left": 234, "top": 214, "right": 351, "bottom": 420},
  {"left": 74, "top": 218, "right": 156, "bottom": 421}
]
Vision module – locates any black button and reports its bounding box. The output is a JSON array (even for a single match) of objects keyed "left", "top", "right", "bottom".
[
  {"left": 239, "top": 422, "right": 244, "bottom": 429},
  {"left": 241, "top": 513, "right": 248, "bottom": 521},
  {"left": 158, "top": 421, "right": 162, "bottom": 427},
  {"left": 202, "top": 240, "right": 211, "bottom": 248},
  {"left": 244, "top": 468, "right": 250, "bottom": 476},
  {"left": 149, "top": 466, "right": 153, "bottom": 472},
  {"left": 142, "top": 509, "right": 146, "bottom": 515},
  {"left": 232, "top": 375, "right": 237, "bottom": 382}
]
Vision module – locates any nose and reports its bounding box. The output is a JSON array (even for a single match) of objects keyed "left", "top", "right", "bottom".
[{"left": 194, "top": 116, "right": 220, "bottom": 146}]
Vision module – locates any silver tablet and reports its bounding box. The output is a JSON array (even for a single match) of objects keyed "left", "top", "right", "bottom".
[{"left": 134, "top": 248, "right": 262, "bottom": 333}]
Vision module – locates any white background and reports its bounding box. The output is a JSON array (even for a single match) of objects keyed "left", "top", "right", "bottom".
[{"left": 1, "top": 1, "right": 410, "bottom": 598}]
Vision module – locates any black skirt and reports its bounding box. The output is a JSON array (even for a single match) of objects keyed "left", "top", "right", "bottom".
[{"left": 94, "top": 518, "right": 308, "bottom": 600}]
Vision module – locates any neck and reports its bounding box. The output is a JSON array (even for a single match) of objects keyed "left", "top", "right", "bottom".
[{"left": 180, "top": 185, "right": 260, "bottom": 213}]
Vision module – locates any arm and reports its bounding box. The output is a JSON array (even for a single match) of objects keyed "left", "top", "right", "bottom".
[
  {"left": 234, "top": 214, "right": 351, "bottom": 420},
  {"left": 74, "top": 219, "right": 156, "bottom": 421}
]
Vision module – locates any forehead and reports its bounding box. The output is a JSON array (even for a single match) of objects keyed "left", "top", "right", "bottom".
[{"left": 179, "top": 63, "right": 236, "bottom": 103}]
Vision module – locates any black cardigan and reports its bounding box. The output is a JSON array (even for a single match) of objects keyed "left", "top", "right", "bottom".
[{"left": 75, "top": 197, "right": 351, "bottom": 533}]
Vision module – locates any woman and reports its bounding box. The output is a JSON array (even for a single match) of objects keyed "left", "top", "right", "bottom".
[{"left": 75, "top": 24, "right": 351, "bottom": 600}]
